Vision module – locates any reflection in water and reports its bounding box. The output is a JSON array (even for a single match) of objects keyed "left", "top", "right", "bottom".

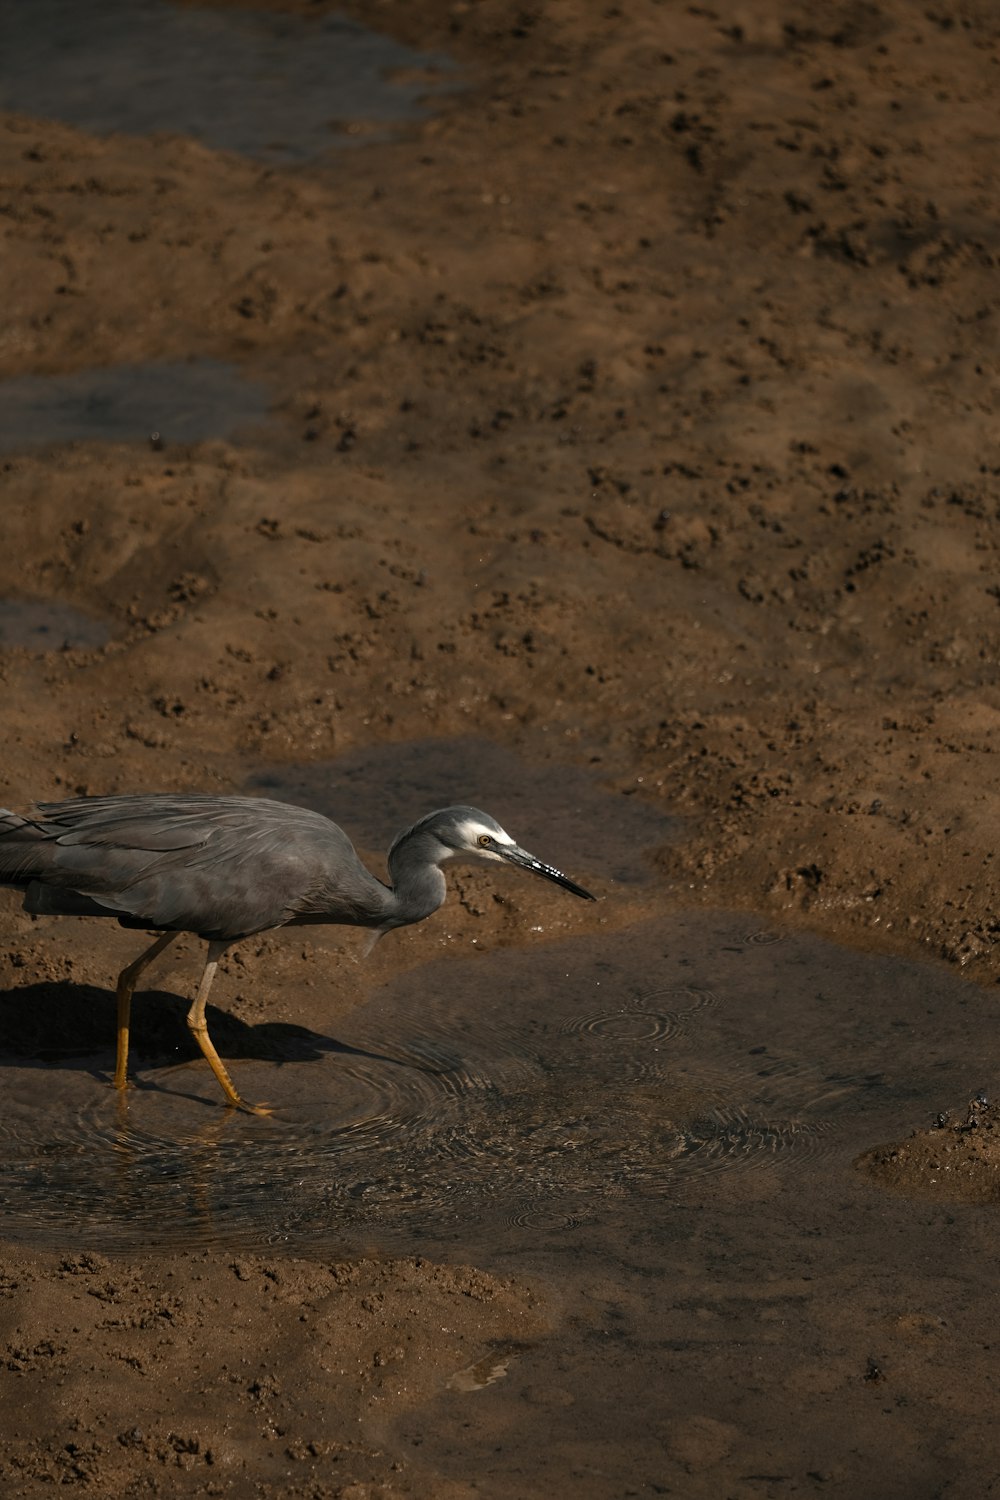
[
  {"left": 0, "top": 597, "right": 111, "bottom": 651},
  {"left": 447, "top": 1348, "right": 520, "bottom": 1392},
  {"left": 0, "top": 360, "right": 273, "bottom": 452},
  {"left": 0, "top": 1, "right": 457, "bottom": 160}
]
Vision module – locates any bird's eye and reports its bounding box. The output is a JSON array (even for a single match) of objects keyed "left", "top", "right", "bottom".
[{"left": 477, "top": 834, "right": 493, "bottom": 847}]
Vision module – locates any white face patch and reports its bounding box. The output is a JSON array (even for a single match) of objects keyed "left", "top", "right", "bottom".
[{"left": 455, "top": 818, "right": 516, "bottom": 856}]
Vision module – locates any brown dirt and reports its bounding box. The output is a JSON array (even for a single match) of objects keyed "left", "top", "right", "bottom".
[
  {"left": 0, "top": 1247, "right": 548, "bottom": 1496},
  {"left": 3, "top": 0, "right": 1000, "bottom": 1493},
  {"left": 858, "top": 1090, "right": 1000, "bottom": 1203}
]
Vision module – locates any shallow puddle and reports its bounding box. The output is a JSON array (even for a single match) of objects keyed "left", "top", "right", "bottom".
[
  {"left": 0, "top": 912, "right": 996, "bottom": 1494},
  {"left": 0, "top": 0, "right": 457, "bottom": 160},
  {"left": 0, "top": 913, "right": 985, "bottom": 1252},
  {"left": 0, "top": 359, "right": 273, "bottom": 451},
  {"left": 0, "top": 597, "right": 111, "bottom": 652}
]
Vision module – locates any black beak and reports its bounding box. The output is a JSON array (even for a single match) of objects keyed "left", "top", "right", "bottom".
[{"left": 499, "top": 844, "right": 596, "bottom": 901}]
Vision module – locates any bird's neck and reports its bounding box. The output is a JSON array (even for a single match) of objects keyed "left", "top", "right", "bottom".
[{"left": 385, "top": 842, "right": 448, "bottom": 928}]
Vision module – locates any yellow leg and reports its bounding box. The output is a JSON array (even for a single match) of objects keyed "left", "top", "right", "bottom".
[
  {"left": 186, "top": 939, "right": 270, "bottom": 1115},
  {"left": 114, "top": 931, "right": 178, "bottom": 1090}
]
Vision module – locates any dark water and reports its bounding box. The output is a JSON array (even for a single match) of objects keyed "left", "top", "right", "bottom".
[
  {"left": 0, "top": 0, "right": 457, "bottom": 160},
  {"left": 0, "top": 914, "right": 977, "bottom": 1255},
  {"left": 0, "top": 597, "right": 112, "bottom": 651},
  {"left": 0, "top": 359, "right": 273, "bottom": 452}
]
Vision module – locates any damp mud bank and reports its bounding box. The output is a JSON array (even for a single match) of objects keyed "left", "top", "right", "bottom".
[{"left": 2, "top": 0, "right": 1000, "bottom": 1494}]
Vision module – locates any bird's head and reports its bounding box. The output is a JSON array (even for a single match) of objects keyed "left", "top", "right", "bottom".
[{"left": 394, "top": 805, "right": 595, "bottom": 901}]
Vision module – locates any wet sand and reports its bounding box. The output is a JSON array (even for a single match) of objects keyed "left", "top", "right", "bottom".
[{"left": 2, "top": 0, "right": 1000, "bottom": 1493}]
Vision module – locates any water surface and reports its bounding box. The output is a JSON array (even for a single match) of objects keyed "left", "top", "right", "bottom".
[
  {"left": 0, "top": 0, "right": 457, "bottom": 159},
  {"left": 0, "top": 359, "right": 273, "bottom": 451},
  {"left": 0, "top": 913, "right": 981, "bottom": 1251},
  {"left": 0, "top": 597, "right": 111, "bottom": 651}
]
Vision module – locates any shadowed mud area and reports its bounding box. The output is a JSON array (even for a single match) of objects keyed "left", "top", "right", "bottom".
[{"left": 3, "top": 0, "right": 1000, "bottom": 1494}]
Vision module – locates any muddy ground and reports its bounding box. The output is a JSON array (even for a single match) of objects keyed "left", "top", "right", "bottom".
[{"left": 1, "top": 0, "right": 1000, "bottom": 1494}]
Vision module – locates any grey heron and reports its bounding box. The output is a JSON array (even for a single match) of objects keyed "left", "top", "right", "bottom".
[{"left": 0, "top": 795, "right": 595, "bottom": 1112}]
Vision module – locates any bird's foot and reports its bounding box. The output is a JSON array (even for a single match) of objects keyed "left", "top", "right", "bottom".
[{"left": 230, "top": 1097, "right": 274, "bottom": 1118}]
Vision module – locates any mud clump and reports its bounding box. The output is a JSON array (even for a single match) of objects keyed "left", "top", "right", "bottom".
[{"left": 857, "top": 1092, "right": 1000, "bottom": 1204}]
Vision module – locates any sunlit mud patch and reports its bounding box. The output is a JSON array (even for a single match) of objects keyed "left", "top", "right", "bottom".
[
  {"left": 0, "top": 360, "right": 273, "bottom": 452},
  {"left": 0, "top": 597, "right": 111, "bottom": 652},
  {"left": 247, "top": 737, "right": 678, "bottom": 887},
  {"left": 856, "top": 1091, "right": 1000, "bottom": 1203},
  {"left": 0, "top": 0, "right": 458, "bottom": 159},
  {"left": 0, "top": 912, "right": 990, "bottom": 1256}
]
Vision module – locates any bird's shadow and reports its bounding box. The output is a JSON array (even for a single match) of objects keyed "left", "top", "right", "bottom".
[{"left": 0, "top": 980, "right": 405, "bottom": 1078}]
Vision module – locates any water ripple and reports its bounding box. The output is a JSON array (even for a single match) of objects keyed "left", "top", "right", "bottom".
[
  {"left": 560, "top": 985, "right": 717, "bottom": 1043},
  {"left": 0, "top": 962, "right": 864, "bottom": 1252}
]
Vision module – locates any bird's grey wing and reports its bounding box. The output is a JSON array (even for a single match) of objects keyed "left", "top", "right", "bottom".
[
  {"left": 35, "top": 795, "right": 247, "bottom": 851},
  {"left": 13, "top": 797, "right": 351, "bottom": 938},
  {"left": 77, "top": 829, "right": 317, "bottom": 937}
]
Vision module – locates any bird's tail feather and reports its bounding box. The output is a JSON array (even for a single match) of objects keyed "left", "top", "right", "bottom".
[
  {"left": 0, "top": 809, "right": 52, "bottom": 886},
  {"left": 0, "top": 811, "right": 117, "bottom": 918},
  {"left": 21, "top": 881, "right": 118, "bottom": 918}
]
